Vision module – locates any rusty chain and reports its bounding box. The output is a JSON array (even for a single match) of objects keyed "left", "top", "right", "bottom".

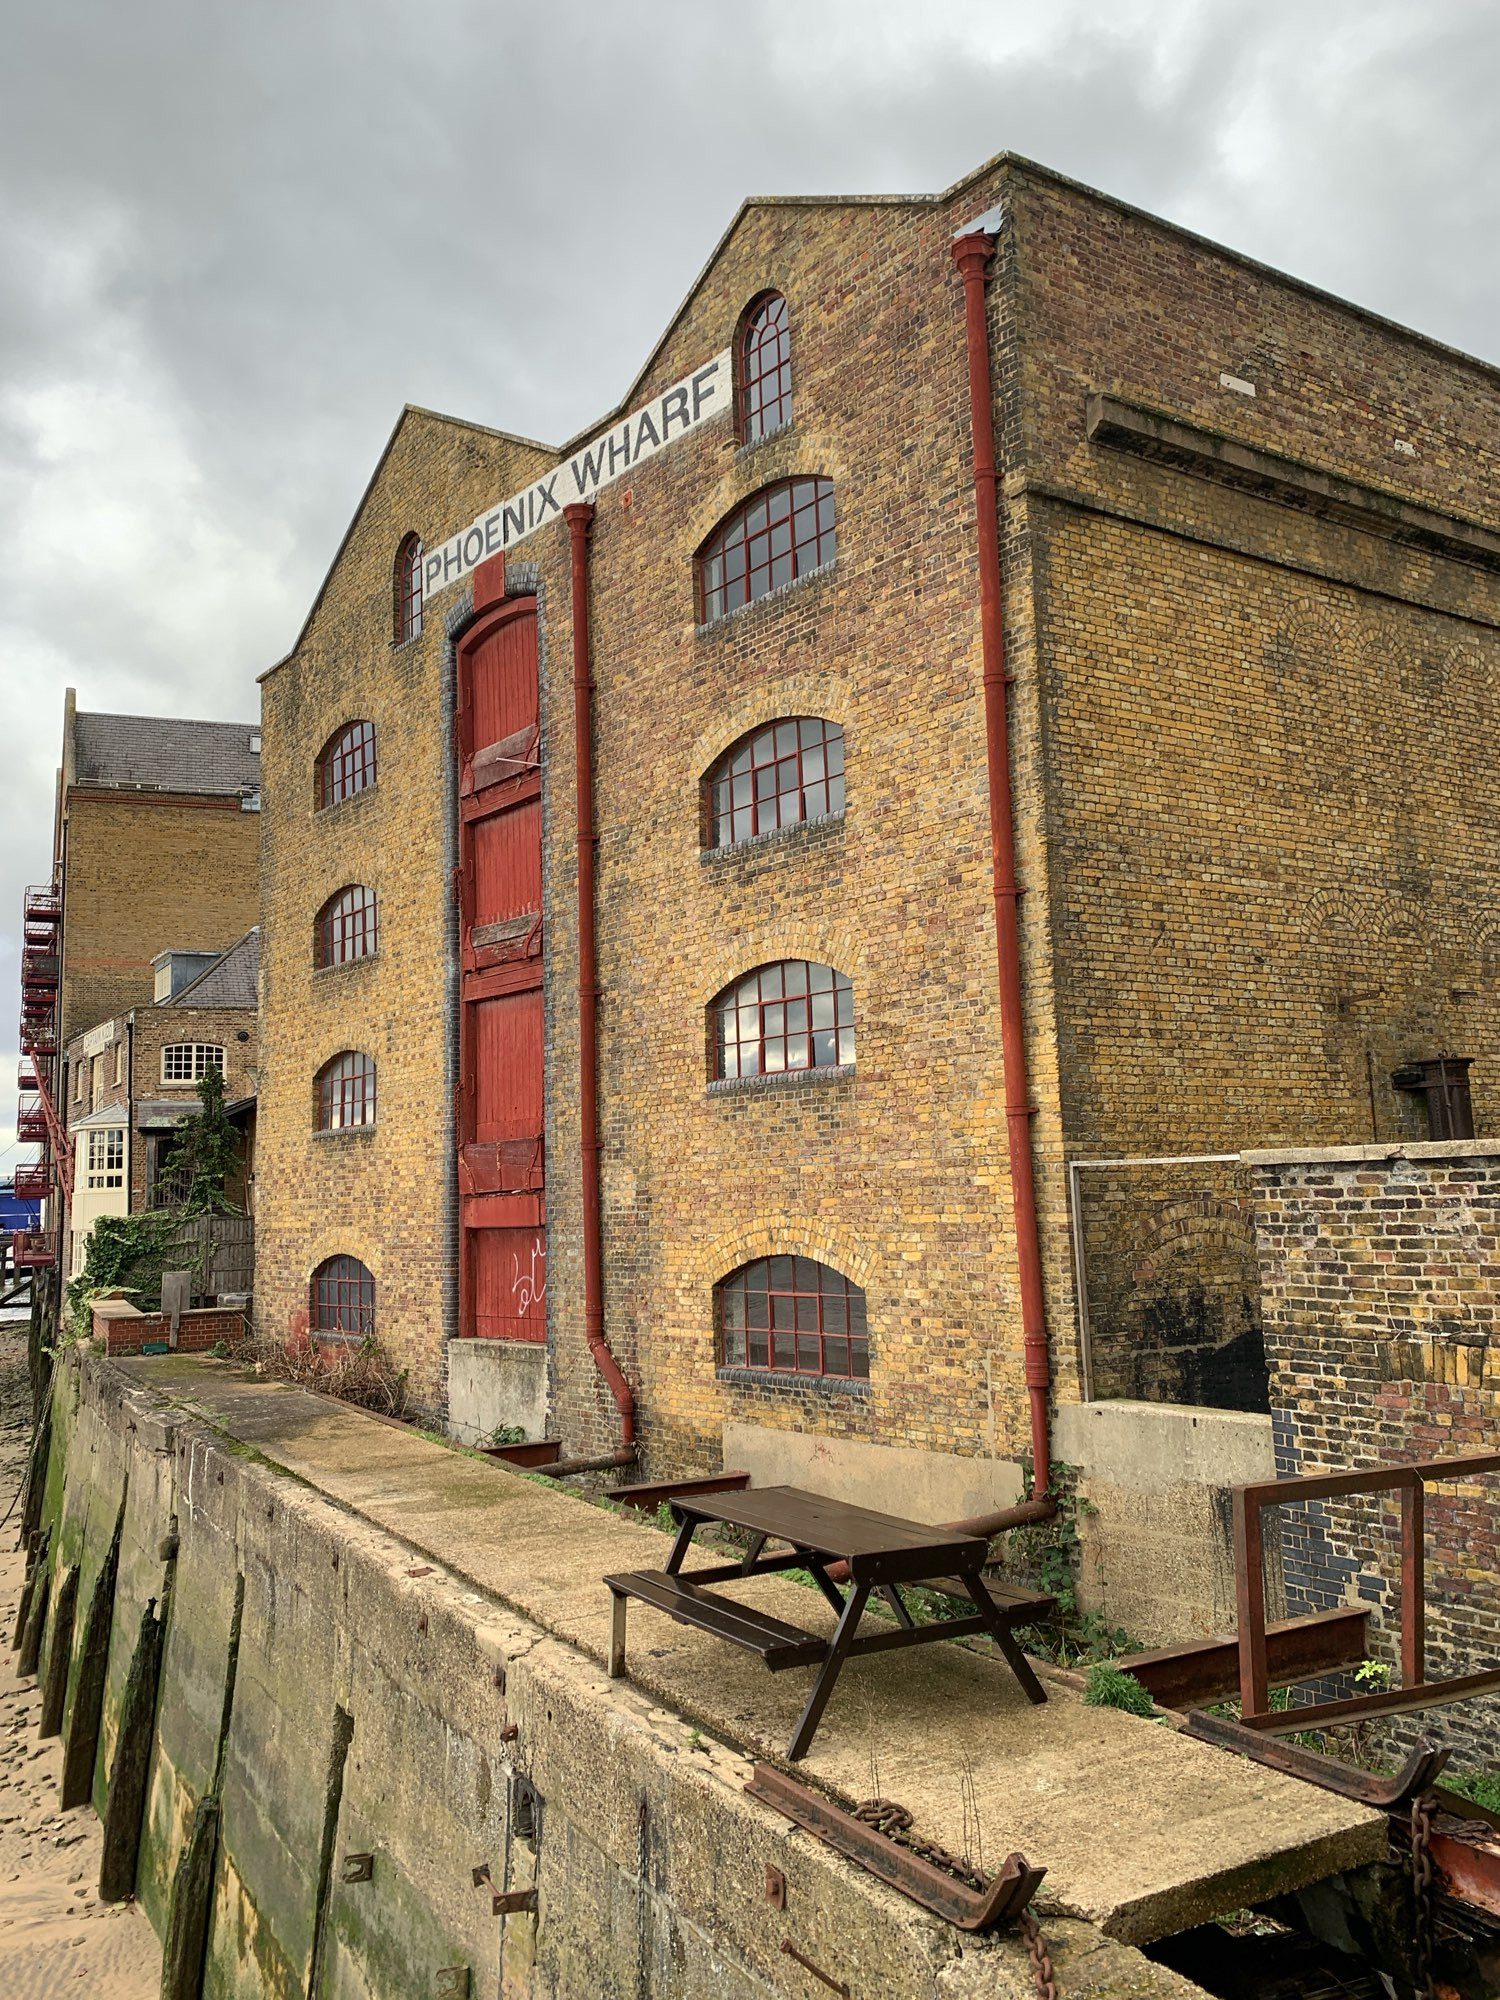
[
  {"left": 855, "top": 1798, "right": 1058, "bottom": 1995},
  {"left": 1410, "top": 1790, "right": 1436, "bottom": 2000},
  {"left": 853, "top": 1798, "right": 984, "bottom": 1888},
  {"left": 1020, "top": 1908, "right": 1060, "bottom": 1999}
]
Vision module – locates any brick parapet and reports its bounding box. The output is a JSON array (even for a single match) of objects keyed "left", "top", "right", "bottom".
[{"left": 1253, "top": 1151, "right": 1500, "bottom": 1758}]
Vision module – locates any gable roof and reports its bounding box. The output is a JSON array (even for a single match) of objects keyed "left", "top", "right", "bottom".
[
  {"left": 261, "top": 404, "right": 558, "bottom": 680},
  {"left": 169, "top": 928, "right": 261, "bottom": 1010},
  {"left": 73, "top": 712, "right": 260, "bottom": 796}
]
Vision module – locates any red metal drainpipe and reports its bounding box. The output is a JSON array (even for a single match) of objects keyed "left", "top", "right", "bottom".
[
  {"left": 952, "top": 227, "right": 1053, "bottom": 1503},
  {"left": 564, "top": 500, "right": 637, "bottom": 1451}
]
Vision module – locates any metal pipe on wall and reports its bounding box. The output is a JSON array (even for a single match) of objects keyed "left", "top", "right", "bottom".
[
  {"left": 564, "top": 501, "right": 637, "bottom": 1449},
  {"left": 951, "top": 223, "right": 1053, "bottom": 1501}
]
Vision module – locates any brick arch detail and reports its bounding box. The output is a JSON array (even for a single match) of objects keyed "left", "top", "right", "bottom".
[
  {"left": 702, "top": 1216, "right": 878, "bottom": 1295},
  {"left": 680, "top": 434, "right": 851, "bottom": 554},
  {"left": 686, "top": 672, "right": 852, "bottom": 794},
  {"left": 698, "top": 920, "right": 869, "bottom": 1002},
  {"left": 1127, "top": 1193, "right": 1254, "bottom": 1289}
]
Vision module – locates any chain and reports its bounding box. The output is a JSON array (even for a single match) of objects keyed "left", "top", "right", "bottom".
[
  {"left": 1020, "top": 1908, "right": 1060, "bottom": 2000},
  {"left": 853, "top": 1798, "right": 985, "bottom": 1888},
  {"left": 856, "top": 1799, "right": 1058, "bottom": 1995},
  {"left": 1410, "top": 1791, "right": 1436, "bottom": 2000}
]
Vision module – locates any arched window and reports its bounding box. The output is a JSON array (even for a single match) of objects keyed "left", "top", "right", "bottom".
[
  {"left": 315, "top": 1051, "right": 377, "bottom": 1131},
  {"left": 706, "top": 718, "right": 844, "bottom": 848},
  {"left": 315, "top": 885, "right": 378, "bottom": 968},
  {"left": 316, "top": 720, "right": 377, "bottom": 809},
  {"left": 311, "top": 1255, "right": 375, "bottom": 1337},
  {"left": 719, "top": 1256, "right": 868, "bottom": 1377},
  {"left": 697, "top": 478, "right": 835, "bottom": 625},
  {"left": 712, "top": 961, "right": 854, "bottom": 1080},
  {"left": 395, "top": 532, "right": 424, "bottom": 643},
  {"left": 738, "top": 292, "right": 792, "bottom": 443}
]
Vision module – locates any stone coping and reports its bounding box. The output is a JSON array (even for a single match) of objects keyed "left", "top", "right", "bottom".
[{"left": 1242, "top": 1138, "right": 1500, "bottom": 1166}]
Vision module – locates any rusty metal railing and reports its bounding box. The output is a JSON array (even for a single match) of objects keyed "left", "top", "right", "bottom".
[{"left": 1233, "top": 1451, "right": 1500, "bottom": 1730}]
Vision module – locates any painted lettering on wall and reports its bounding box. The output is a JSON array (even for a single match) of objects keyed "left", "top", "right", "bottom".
[{"left": 424, "top": 348, "right": 733, "bottom": 600}]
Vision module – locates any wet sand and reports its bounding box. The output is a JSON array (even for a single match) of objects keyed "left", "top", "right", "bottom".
[{"left": 0, "top": 1326, "right": 160, "bottom": 1997}]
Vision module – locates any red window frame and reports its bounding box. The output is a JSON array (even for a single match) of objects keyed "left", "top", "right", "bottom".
[
  {"left": 719, "top": 1256, "right": 869, "bottom": 1378},
  {"left": 697, "top": 478, "right": 835, "bottom": 625},
  {"left": 315, "top": 885, "right": 378, "bottom": 968},
  {"left": 395, "top": 532, "right": 424, "bottom": 643},
  {"left": 311, "top": 1255, "right": 375, "bottom": 1338},
  {"left": 706, "top": 717, "right": 845, "bottom": 848},
  {"left": 315, "top": 1050, "right": 377, "bottom": 1130},
  {"left": 739, "top": 292, "right": 792, "bottom": 443},
  {"left": 316, "top": 720, "right": 377, "bottom": 809},
  {"left": 713, "top": 960, "right": 854, "bottom": 1080}
]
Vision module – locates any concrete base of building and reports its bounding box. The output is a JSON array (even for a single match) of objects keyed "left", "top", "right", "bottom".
[
  {"left": 1054, "top": 1399, "right": 1276, "bottom": 1647},
  {"left": 446, "top": 1336, "right": 549, "bottom": 1443},
  {"left": 721, "top": 1421, "right": 1026, "bottom": 1522}
]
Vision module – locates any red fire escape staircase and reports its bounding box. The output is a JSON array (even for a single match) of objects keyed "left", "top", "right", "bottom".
[{"left": 13, "top": 882, "right": 67, "bottom": 1267}]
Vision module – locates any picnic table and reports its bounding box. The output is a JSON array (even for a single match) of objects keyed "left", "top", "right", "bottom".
[{"left": 604, "top": 1484, "right": 1049, "bottom": 1760}]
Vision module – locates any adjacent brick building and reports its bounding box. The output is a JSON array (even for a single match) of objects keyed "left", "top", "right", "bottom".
[
  {"left": 61, "top": 929, "right": 259, "bottom": 1275},
  {"left": 16, "top": 701, "right": 261, "bottom": 1279},
  {"left": 254, "top": 152, "right": 1500, "bottom": 1584}
]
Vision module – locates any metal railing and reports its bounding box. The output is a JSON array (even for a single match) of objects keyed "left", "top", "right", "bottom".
[{"left": 1233, "top": 1451, "right": 1500, "bottom": 1729}]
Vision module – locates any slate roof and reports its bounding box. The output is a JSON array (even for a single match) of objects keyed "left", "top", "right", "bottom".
[
  {"left": 170, "top": 929, "right": 260, "bottom": 1010},
  {"left": 73, "top": 712, "right": 260, "bottom": 795}
]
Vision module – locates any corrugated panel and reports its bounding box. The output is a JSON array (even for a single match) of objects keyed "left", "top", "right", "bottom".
[
  {"left": 472, "top": 1226, "right": 547, "bottom": 1341},
  {"left": 473, "top": 988, "right": 544, "bottom": 1144},
  {"left": 473, "top": 799, "right": 542, "bottom": 928},
  {"left": 470, "top": 613, "right": 538, "bottom": 753}
]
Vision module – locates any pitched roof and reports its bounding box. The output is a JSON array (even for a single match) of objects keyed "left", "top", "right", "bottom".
[
  {"left": 72, "top": 712, "right": 261, "bottom": 796},
  {"left": 170, "top": 928, "right": 260, "bottom": 1010}
]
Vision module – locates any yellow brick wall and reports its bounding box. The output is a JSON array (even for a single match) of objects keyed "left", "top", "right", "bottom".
[
  {"left": 255, "top": 411, "right": 553, "bottom": 1411},
  {"left": 60, "top": 794, "right": 260, "bottom": 1045}
]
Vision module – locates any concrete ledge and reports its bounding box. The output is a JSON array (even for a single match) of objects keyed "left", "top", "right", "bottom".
[
  {"left": 1242, "top": 1138, "right": 1500, "bottom": 1166},
  {"left": 722, "top": 1421, "right": 1025, "bottom": 1519},
  {"left": 1055, "top": 1401, "right": 1276, "bottom": 1644},
  {"left": 1055, "top": 1400, "right": 1274, "bottom": 1497},
  {"left": 447, "top": 1335, "right": 548, "bottom": 1443}
]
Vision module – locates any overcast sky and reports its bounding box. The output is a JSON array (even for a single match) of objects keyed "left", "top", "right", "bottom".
[{"left": 1, "top": 0, "right": 1496, "bottom": 1167}]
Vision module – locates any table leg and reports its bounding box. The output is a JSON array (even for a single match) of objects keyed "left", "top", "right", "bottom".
[
  {"left": 805, "top": 1558, "right": 849, "bottom": 1618},
  {"left": 608, "top": 1590, "right": 627, "bottom": 1679},
  {"left": 664, "top": 1511, "right": 698, "bottom": 1575},
  {"left": 738, "top": 1532, "right": 768, "bottom": 1576},
  {"left": 879, "top": 1584, "right": 915, "bottom": 1630},
  {"left": 787, "top": 1583, "right": 870, "bottom": 1762},
  {"left": 963, "top": 1575, "right": 1047, "bottom": 1705}
]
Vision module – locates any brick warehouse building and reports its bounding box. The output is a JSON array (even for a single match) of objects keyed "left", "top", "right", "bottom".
[
  {"left": 14, "top": 698, "right": 262, "bottom": 1288},
  {"left": 255, "top": 152, "right": 1500, "bottom": 1634}
]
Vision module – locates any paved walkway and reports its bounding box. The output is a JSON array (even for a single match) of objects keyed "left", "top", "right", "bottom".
[{"left": 123, "top": 1355, "right": 1385, "bottom": 1945}]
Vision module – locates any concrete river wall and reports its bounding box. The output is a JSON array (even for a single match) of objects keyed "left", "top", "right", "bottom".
[{"left": 22, "top": 1350, "right": 1220, "bottom": 1997}]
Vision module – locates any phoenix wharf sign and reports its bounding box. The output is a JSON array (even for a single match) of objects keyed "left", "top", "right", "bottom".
[{"left": 424, "top": 347, "right": 733, "bottom": 601}]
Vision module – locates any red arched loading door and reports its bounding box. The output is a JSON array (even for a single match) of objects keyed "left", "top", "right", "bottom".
[{"left": 456, "top": 598, "right": 546, "bottom": 1339}]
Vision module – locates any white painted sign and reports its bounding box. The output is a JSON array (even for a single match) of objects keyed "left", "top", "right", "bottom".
[{"left": 424, "top": 347, "right": 733, "bottom": 601}]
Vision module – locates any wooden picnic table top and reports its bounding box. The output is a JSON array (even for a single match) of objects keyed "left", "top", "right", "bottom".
[{"left": 670, "top": 1484, "right": 989, "bottom": 1569}]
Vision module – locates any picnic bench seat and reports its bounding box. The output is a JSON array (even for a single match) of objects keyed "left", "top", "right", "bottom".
[
  {"left": 922, "top": 1575, "right": 1056, "bottom": 1623},
  {"left": 604, "top": 1569, "right": 826, "bottom": 1670}
]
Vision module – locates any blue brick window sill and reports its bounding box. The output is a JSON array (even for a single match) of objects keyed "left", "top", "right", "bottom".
[
  {"left": 716, "top": 1366, "right": 871, "bottom": 1399},
  {"left": 699, "top": 810, "right": 844, "bottom": 865},
  {"left": 708, "top": 1064, "right": 853, "bottom": 1099}
]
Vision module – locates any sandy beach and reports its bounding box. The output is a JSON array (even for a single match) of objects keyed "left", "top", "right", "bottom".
[{"left": 0, "top": 1321, "right": 161, "bottom": 1997}]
